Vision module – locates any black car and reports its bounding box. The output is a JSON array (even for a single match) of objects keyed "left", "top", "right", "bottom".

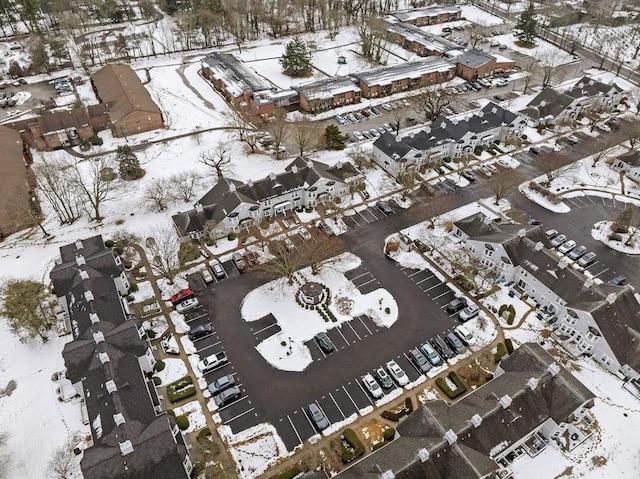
[
  {"left": 527, "top": 218, "right": 541, "bottom": 225},
  {"left": 608, "top": 275, "right": 627, "bottom": 286},
  {"left": 462, "top": 171, "right": 476, "bottom": 181},
  {"left": 189, "top": 324, "right": 213, "bottom": 341},
  {"left": 315, "top": 332, "right": 336, "bottom": 353},
  {"left": 446, "top": 297, "right": 467, "bottom": 313},
  {"left": 529, "top": 146, "right": 541, "bottom": 156},
  {"left": 431, "top": 336, "right": 455, "bottom": 360},
  {"left": 374, "top": 366, "right": 394, "bottom": 389},
  {"left": 375, "top": 201, "right": 393, "bottom": 215}
]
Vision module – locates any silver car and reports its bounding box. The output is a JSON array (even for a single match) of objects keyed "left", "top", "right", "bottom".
[{"left": 307, "top": 403, "right": 329, "bottom": 430}]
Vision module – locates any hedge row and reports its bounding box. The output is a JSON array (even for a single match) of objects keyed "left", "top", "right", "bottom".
[
  {"left": 505, "top": 338, "right": 514, "bottom": 355},
  {"left": 340, "top": 428, "right": 365, "bottom": 463},
  {"left": 494, "top": 342, "right": 508, "bottom": 362},
  {"left": 436, "top": 372, "right": 467, "bottom": 399},
  {"left": 271, "top": 467, "right": 300, "bottom": 479},
  {"left": 381, "top": 397, "right": 414, "bottom": 421},
  {"left": 166, "top": 375, "right": 196, "bottom": 403},
  {"left": 499, "top": 304, "right": 516, "bottom": 325},
  {"left": 528, "top": 181, "right": 561, "bottom": 205}
]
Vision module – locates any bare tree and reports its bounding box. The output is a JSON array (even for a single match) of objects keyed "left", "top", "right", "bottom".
[
  {"left": 144, "top": 179, "right": 171, "bottom": 212},
  {"left": 537, "top": 50, "right": 565, "bottom": 88},
  {"left": 256, "top": 239, "right": 305, "bottom": 285},
  {"left": 243, "top": 132, "right": 260, "bottom": 153},
  {"left": 357, "top": 17, "right": 389, "bottom": 64},
  {"left": 583, "top": 106, "right": 610, "bottom": 132},
  {"left": 200, "top": 142, "right": 233, "bottom": 179},
  {"left": 396, "top": 171, "right": 417, "bottom": 200},
  {"left": 488, "top": 169, "right": 523, "bottom": 204},
  {"left": 519, "top": 56, "right": 542, "bottom": 95},
  {"left": 48, "top": 433, "right": 82, "bottom": 479},
  {"left": 66, "top": 156, "right": 121, "bottom": 221},
  {"left": 622, "top": 121, "right": 640, "bottom": 149},
  {"left": 0, "top": 430, "right": 9, "bottom": 477},
  {"left": 167, "top": 172, "right": 202, "bottom": 202},
  {"left": 305, "top": 235, "right": 346, "bottom": 275},
  {"left": 347, "top": 145, "right": 372, "bottom": 170},
  {"left": 584, "top": 136, "right": 616, "bottom": 167},
  {"left": 266, "top": 108, "right": 289, "bottom": 159},
  {"left": 537, "top": 153, "right": 576, "bottom": 187},
  {"left": 145, "top": 226, "right": 180, "bottom": 284},
  {"left": 412, "top": 85, "right": 457, "bottom": 121},
  {"left": 33, "top": 157, "right": 81, "bottom": 225},
  {"left": 291, "top": 120, "right": 319, "bottom": 156},
  {"left": 463, "top": 20, "right": 488, "bottom": 48}
]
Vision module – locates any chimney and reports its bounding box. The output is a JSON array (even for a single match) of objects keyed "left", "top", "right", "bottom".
[
  {"left": 444, "top": 429, "right": 458, "bottom": 445},
  {"left": 269, "top": 172, "right": 277, "bottom": 181},
  {"left": 113, "top": 413, "right": 125, "bottom": 425},
  {"left": 76, "top": 255, "right": 86, "bottom": 266},
  {"left": 90, "top": 312, "right": 100, "bottom": 324},
  {"left": 80, "top": 270, "right": 89, "bottom": 280},
  {"left": 246, "top": 178, "right": 253, "bottom": 187},
  {"left": 483, "top": 215, "right": 492, "bottom": 225},
  {"left": 292, "top": 165, "right": 298, "bottom": 174},
  {"left": 229, "top": 182, "right": 236, "bottom": 192},
  {"left": 606, "top": 292, "right": 616, "bottom": 305},
  {"left": 526, "top": 377, "right": 539, "bottom": 390},
  {"left": 84, "top": 290, "right": 94, "bottom": 302},
  {"left": 518, "top": 228, "right": 526, "bottom": 238},
  {"left": 105, "top": 380, "right": 117, "bottom": 393},
  {"left": 499, "top": 395, "right": 512, "bottom": 409},
  {"left": 470, "top": 414, "right": 482, "bottom": 428},
  {"left": 93, "top": 331, "right": 105, "bottom": 344},
  {"left": 307, "top": 159, "right": 313, "bottom": 168},
  {"left": 119, "top": 440, "right": 134, "bottom": 456},
  {"left": 75, "top": 240, "right": 83, "bottom": 250},
  {"left": 535, "top": 241, "right": 544, "bottom": 251},
  {"left": 380, "top": 471, "right": 395, "bottom": 479},
  {"left": 99, "top": 352, "right": 110, "bottom": 364},
  {"left": 584, "top": 277, "right": 594, "bottom": 289},
  {"left": 418, "top": 448, "right": 430, "bottom": 462},
  {"left": 547, "top": 362, "right": 561, "bottom": 377},
  {"left": 558, "top": 258, "right": 569, "bottom": 269},
  {"left": 194, "top": 202, "right": 204, "bottom": 213}
]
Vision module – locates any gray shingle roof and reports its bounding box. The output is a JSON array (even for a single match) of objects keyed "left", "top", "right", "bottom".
[
  {"left": 454, "top": 48, "right": 496, "bottom": 69},
  {"left": 522, "top": 87, "right": 576, "bottom": 120},
  {"left": 373, "top": 132, "right": 415, "bottom": 161},
  {"left": 386, "top": 22, "right": 461, "bottom": 55},
  {"left": 202, "top": 52, "right": 274, "bottom": 97},
  {"left": 354, "top": 55, "right": 455, "bottom": 86},
  {"left": 566, "top": 76, "right": 623, "bottom": 100},
  {"left": 616, "top": 149, "right": 640, "bottom": 168}
]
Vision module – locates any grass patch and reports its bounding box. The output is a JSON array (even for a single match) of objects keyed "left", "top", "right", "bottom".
[
  {"left": 340, "top": 428, "right": 365, "bottom": 463},
  {"left": 494, "top": 342, "right": 508, "bottom": 362},
  {"left": 271, "top": 467, "right": 301, "bottom": 479}
]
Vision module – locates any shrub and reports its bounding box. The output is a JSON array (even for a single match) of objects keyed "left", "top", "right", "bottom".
[
  {"left": 128, "top": 283, "right": 139, "bottom": 293},
  {"left": 536, "top": 124, "right": 546, "bottom": 134},
  {"left": 126, "top": 295, "right": 134, "bottom": 302},
  {"left": 340, "top": 428, "right": 365, "bottom": 463},
  {"left": 271, "top": 467, "right": 301, "bottom": 479},
  {"left": 104, "top": 240, "right": 115, "bottom": 248},
  {"left": 175, "top": 414, "right": 190, "bottom": 430},
  {"left": 443, "top": 156, "right": 452, "bottom": 163},
  {"left": 178, "top": 241, "right": 200, "bottom": 265},
  {"left": 305, "top": 206, "right": 313, "bottom": 213},
  {"left": 153, "top": 376, "right": 162, "bottom": 386},
  {"left": 474, "top": 145, "right": 484, "bottom": 155},
  {"left": 521, "top": 134, "right": 528, "bottom": 140},
  {"left": 166, "top": 409, "right": 175, "bottom": 416},
  {"left": 383, "top": 427, "right": 396, "bottom": 442},
  {"left": 384, "top": 307, "right": 390, "bottom": 314},
  {"left": 608, "top": 232, "right": 622, "bottom": 241},
  {"left": 381, "top": 397, "right": 413, "bottom": 421},
  {"left": 228, "top": 232, "right": 237, "bottom": 241},
  {"left": 372, "top": 442, "right": 388, "bottom": 451},
  {"left": 494, "top": 342, "right": 508, "bottom": 362},
  {"left": 90, "top": 134, "right": 103, "bottom": 146},
  {"left": 166, "top": 375, "right": 196, "bottom": 403},
  {"left": 613, "top": 222, "right": 629, "bottom": 234},
  {"left": 154, "top": 360, "right": 166, "bottom": 372},
  {"left": 505, "top": 338, "right": 514, "bottom": 354},
  {"left": 146, "top": 329, "right": 156, "bottom": 339}
]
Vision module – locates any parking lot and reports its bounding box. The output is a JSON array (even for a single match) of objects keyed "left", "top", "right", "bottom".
[{"left": 341, "top": 202, "right": 397, "bottom": 230}]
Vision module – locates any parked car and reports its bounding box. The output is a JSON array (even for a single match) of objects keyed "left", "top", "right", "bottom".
[
  {"left": 454, "top": 325, "right": 475, "bottom": 345},
  {"left": 210, "top": 261, "right": 225, "bottom": 279},
  {"left": 527, "top": 218, "right": 541, "bottom": 225},
  {"left": 431, "top": 336, "right": 455, "bottom": 360},
  {"left": 420, "top": 341, "right": 442, "bottom": 366},
  {"left": 369, "top": 127, "right": 380, "bottom": 137},
  {"left": 558, "top": 240, "right": 576, "bottom": 254},
  {"left": 307, "top": 403, "right": 330, "bottom": 430},
  {"left": 370, "top": 107, "right": 381, "bottom": 115},
  {"left": 362, "top": 373, "right": 383, "bottom": 398},
  {"left": 566, "top": 135, "right": 579, "bottom": 145},
  {"left": 529, "top": 146, "right": 541, "bottom": 156},
  {"left": 315, "top": 332, "right": 336, "bottom": 353},
  {"left": 213, "top": 386, "right": 242, "bottom": 407},
  {"left": 382, "top": 123, "right": 393, "bottom": 132},
  {"left": 188, "top": 323, "right": 213, "bottom": 341},
  {"left": 201, "top": 268, "right": 214, "bottom": 284},
  {"left": 353, "top": 131, "right": 365, "bottom": 141},
  {"left": 283, "top": 237, "right": 296, "bottom": 252},
  {"left": 495, "top": 79, "right": 508, "bottom": 87},
  {"left": 577, "top": 252, "right": 596, "bottom": 267},
  {"left": 198, "top": 352, "right": 228, "bottom": 373},
  {"left": 567, "top": 245, "right": 587, "bottom": 260},
  {"left": 171, "top": 288, "right": 195, "bottom": 306},
  {"left": 176, "top": 297, "right": 199, "bottom": 313},
  {"left": 297, "top": 227, "right": 312, "bottom": 240},
  {"left": 596, "top": 123, "right": 611, "bottom": 133},
  {"left": 446, "top": 297, "right": 468, "bottom": 313},
  {"left": 458, "top": 304, "right": 480, "bottom": 322},
  {"left": 385, "top": 360, "right": 409, "bottom": 386},
  {"left": 550, "top": 234, "right": 568, "bottom": 248},
  {"left": 445, "top": 332, "right": 466, "bottom": 355},
  {"left": 408, "top": 348, "right": 431, "bottom": 374},
  {"left": 462, "top": 171, "right": 476, "bottom": 181},
  {"left": 375, "top": 201, "right": 393, "bottom": 215},
  {"left": 232, "top": 252, "right": 247, "bottom": 273},
  {"left": 493, "top": 94, "right": 506, "bottom": 101},
  {"left": 361, "top": 130, "right": 373, "bottom": 139},
  {"left": 608, "top": 275, "right": 627, "bottom": 286},
  {"left": 544, "top": 229, "right": 559, "bottom": 240},
  {"left": 335, "top": 115, "right": 346, "bottom": 125},
  {"left": 347, "top": 113, "right": 357, "bottom": 123},
  {"left": 207, "top": 374, "right": 236, "bottom": 395},
  {"left": 374, "top": 366, "right": 394, "bottom": 389},
  {"left": 377, "top": 126, "right": 387, "bottom": 135}
]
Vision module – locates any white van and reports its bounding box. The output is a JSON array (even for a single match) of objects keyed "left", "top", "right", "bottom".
[{"left": 454, "top": 325, "right": 475, "bottom": 346}]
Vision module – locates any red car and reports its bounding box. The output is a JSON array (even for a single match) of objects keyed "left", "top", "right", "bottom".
[{"left": 170, "top": 288, "right": 194, "bottom": 305}]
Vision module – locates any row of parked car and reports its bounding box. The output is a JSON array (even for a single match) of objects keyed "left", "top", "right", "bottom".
[
  {"left": 335, "top": 99, "right": 411, "bottom": 126},
  {"left": 345, "top": 123, "right": 394, "bottom": 143},
  {"left": 545, "top": 229, "right": 598, "bottom": 268}
]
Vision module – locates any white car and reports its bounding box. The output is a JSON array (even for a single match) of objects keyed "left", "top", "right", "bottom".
[
  {"left": 353, "top": 131, "right": 365, "bottom": 141},
  {"left": 297, "top": 227, "right": 312, "bottom": 241},
  {"left": 283, "top": 237, "right": 295, "bottom": 252},
  {"left": 459, "top": 304, "right": 480, "bottom": 322},
  {"left": 558, "top": 240, "right": 576, "bottom": 254},
  {"left": 362, "top": 373, "right": 383, "bottom": 398},
  {"left": 385, "top": 360, "right": 409, "bottom": 386},
  {"left": 201, "top": 268, "right": 214, "bottom": 283},
  {"left": 176, "top": 297, "right": 199, "bottom": 313},
  {"left": 596, "top": 123, "right": 611, "bottom": 133},
  {"left": 454, "top": 325, "right": 475, "bottom": 345}
]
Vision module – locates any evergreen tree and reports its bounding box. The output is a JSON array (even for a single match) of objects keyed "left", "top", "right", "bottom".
[
  {"left": 1, "top": 279, "right": 54, "bottom": 342},
  {"left": 280, "top": 36, "right": 312, "bottom": 77},
  {"left": 324, "top": 125, "right": 347, "bottom": 150},
  {"left": 117, "top": 145, "right": 144, "bottom": 180},
  {"left": 515, "top": 2, "right": 537, "bottom": 45}
]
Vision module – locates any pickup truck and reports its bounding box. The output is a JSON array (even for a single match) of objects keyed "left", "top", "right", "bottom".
[{"left": 197, "top": 352, "right": 228, "bottom": 373}]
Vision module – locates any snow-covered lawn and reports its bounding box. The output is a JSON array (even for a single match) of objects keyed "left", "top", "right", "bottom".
[
  {"left": 154, "top": 358, "right": 188, "bottom": 385},
  {"left": 495, "top": 34, "right": 574, "bottom": 66},
  {"left": 460, "top": 5, "right": 505, "bottom": 27},
  {"left": 173, "top": 400, "right": 207, "bottom": 433},
  {"left": 481, "top": 287, "right": 534, "bottom": 329},
  {"left": 242, "top": 252, "right": 398, "bottom": 371},
  {"left": 592, "top": 221, "right": 640, "bottom": 255}
]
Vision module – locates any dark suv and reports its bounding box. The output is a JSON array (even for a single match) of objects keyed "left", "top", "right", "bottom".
[
  {"left": 189, "top": 324, "right": 213, "bottom": 341},
  {"left": 315, "top": 332, "right": 336, "bottom": 353},
  {"left": 431, "top": 336, "right": 455, "bottom": 360}
]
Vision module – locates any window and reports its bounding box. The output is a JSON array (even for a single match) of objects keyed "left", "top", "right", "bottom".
[{"left": 601, "top": 355, "right": 612, "bottom": 367}]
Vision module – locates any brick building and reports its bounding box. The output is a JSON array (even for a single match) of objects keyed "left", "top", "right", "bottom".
[
  {"left": 387, "top": 22, "right": 461, "bottom": 57},
  {"left": 295, "top": 76, "right": 362, "bottom": 112},
  {"left": 454, "top": 49, "right": 514, "bottom": 80},
  {"left": 388, "top": 5, "right": 462, "bottom": 26}
]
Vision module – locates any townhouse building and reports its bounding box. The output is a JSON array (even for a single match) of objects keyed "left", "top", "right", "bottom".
[
  {"left": 388, "top": 5, "right": 462, "bottom": 26},
  {"left": 386, "top": 22, "right": 461, "bottom": 57},
  {"left": 611, "top": 149, "right": 640, "bottom": 182},
  {"left": 295, "top": 76, "right": 361, "bottom": 112}
]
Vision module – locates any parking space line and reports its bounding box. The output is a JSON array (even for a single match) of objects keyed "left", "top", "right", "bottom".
[
  {"left": 415, "top": 275, "right": 435, "bottom": 285},
  {"left": 407, "top": 270, "right": 424, "bottom": 278},
  {"left": 223, "top": 407, "right": 255, "bottom": 425},
  {"left": 592, "top": 267, "right": 609, "bottom": 277},
  {"left": 433, "top": 290, "right": 452, "bottom": 300},
  {"left": 197, "top": 340, "right": 222, "bottom": 352},
  {"left": 357, "top": 316, "right": 373, "bottom": 335},
  {"left": 350, "top": 272, "right": 371, "bottom": 282},
  {"left": 301, "top": 407, "right": 316, "bottom": 430},
  {"left": 355, "top": 381, "right": 374, "bottom": 405},
  {"left": 218, "top": 396, "right": 249, "bottom": 411},
  {"left": 347, "top": 215, "right": 361, "bottom": 226},
  {"left": 403, "top": 353, "right": 422, "bottom": 375},
  {"left": 286, "top": 415, "right": 303, "bottom": 445},
  {"left": 356, "top": 278, "right": 379, "bottom": 289},
  {"left": 356, "top": 211, "right": 372, "bottom": 223},
  {"left": 334, "top": 327, "right": 350, "bottom": 346},
  {"left": 342, "top": 385, "right": 360, "bottom": 409},
  {"left": 253, "top": 323, "right": 279, "bottom": 336},
  {"left": 368, "top": 209, "right": 380, "bottom": 220},
  {"left": 328, "top": 393, "right": 346, "bottom": 419},
  {"left": 425, "top": 282, "right": 444, "bottom": 292},
  {"left": 345, "top": 321, "right": 361, "bottom": 340}
]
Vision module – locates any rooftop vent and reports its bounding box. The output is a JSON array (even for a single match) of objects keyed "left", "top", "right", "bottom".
[
  {"left": 98, "top": 352, "right": 110, "bottom": 364},
  {"left": 518, "top": 228, "right": 526, "bottom": 238},
  {"left": 113, "top": 413, "right": 125, "bottom": 426},
  {"left": 89, "top": 312, "right": 99, "bottom": 324},
  {"left": 499, "top": 395, "right": 512, "bottom": 409},
  {"left": 444, "top": 429, "right": 458, "bottom": 445},
  {"left": 93, "top": 331, "right": 105, "bottom": 344},
  {"left": 526, "top": 377, "right": 539, "bottom": 390},
  {"left": 291, "top": 165, "right": 298, "bottom": 174},
  {"left": 535, "top": 241, "right": 544, "bottom": 251},
  {"left": 470, "top": 414, "right": 482, "bottom": 428},
  {"left": 105, "top": 380, "right": 117, "bottom": 393},
  {"left": 246, "top": 178, "right": 253, "bottom": 187},
  {"left": 119, "top": 440, "right": 134, "bottom": 456},
  {"left": 418, "top": 448, "right": 430, "bottom": 462},
  {"left": 75, "top": 240, "right": 83, "bottom": 250},
  {"left": 547, "top": 362, "right": 561, "bottom": 377},
  {"left": 380, "top": 471, "right": 395, "bottom": 479},
  {"left": 492, "top": 106, "right": 498, "bottom": 114},
  {"left": 606, "top": 292, "right": 617, "bottom": 304},
  {"left": 584, "top": 277, "right": 594, "bottom": 289},
  {"left": 84, "top": 290, "right": 94, "bottom": 302},
  {"left": 76, "top": 255, "right": 86, "bottom": 266},
  {"left": 229, "top": 182, "right": 236, "bottom": 193},
  {"left": 483, "top": 215, "right": 492, "bottom": 225},
  {"left": 477, "top": 111, "right": 484, "bottom": 118},
  {"left": 79, "top": 270, "right": 89, "bottom": 280},
  {"left": 194, "top": 202, "right": 204, "bottom": 213}
]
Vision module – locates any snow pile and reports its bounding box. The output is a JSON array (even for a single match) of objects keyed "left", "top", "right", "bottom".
[
  {"left": 142, "top": 315, "right": 168, "bottom": 338},
  {"left": 218, "top": 423, "right": 290, "bottom": 479},
  {"left": 169, "top": 311, "right": 191, "bottom": 334},
  {"left": 322, "top": 413, "right": 359, "bottom": 436},
  {"left": 180, "top": 336, "right": 197, "bottom": 354},
  {"left": 173, "top": 400, "right": 207, "bottom": 433},
  {"left": 592, "top": 221, "right": 640, "bottom": 255},
  {"left": 153, "top": 358, "right": 188, "bottom": 385},
  {"left": 519, "top": 182, "right": 571, "bottom": 213}
]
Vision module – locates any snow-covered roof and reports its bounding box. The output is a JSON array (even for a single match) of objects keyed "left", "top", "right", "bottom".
[
  {"left": 355, "top": 57, "right": 455, "bottom": 86},
  {"left": 387, "top": 22, "right": 461, "bottom": 54},
  {"left": 295, "top": 76, "right": 361, "bottom": 101},
  {"left": 202, "top": 52, "right": 274, "bottom": 98},
  {"left": 389, "top": 5, "right": 461, "bottom": 23}
]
